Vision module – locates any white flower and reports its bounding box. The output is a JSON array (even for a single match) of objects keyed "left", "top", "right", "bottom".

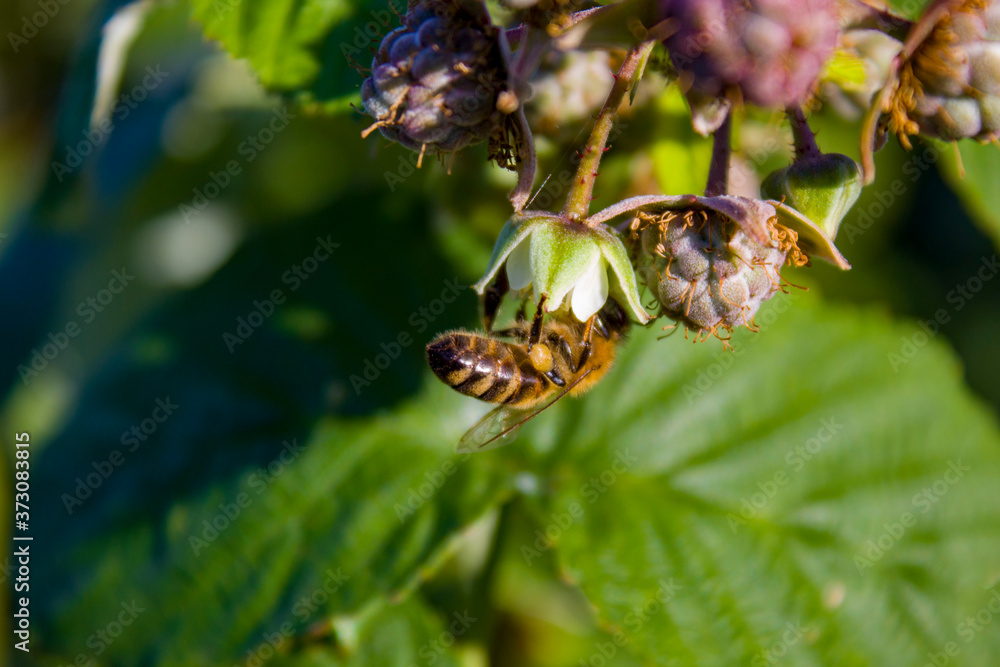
[
  {"left": 474, "top": 213, "right": 651, "bottom": 324},
  {"left": 505, "top": 238, "right": 610, "bottom": 321}
]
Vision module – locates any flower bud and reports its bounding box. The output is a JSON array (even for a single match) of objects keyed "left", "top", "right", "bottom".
[{"left": 760, "top": 153, "right": 859, "bottom": 269}]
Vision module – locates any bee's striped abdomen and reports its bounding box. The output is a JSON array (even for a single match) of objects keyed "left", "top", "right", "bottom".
[{"left": 426, "top": 332, "right": 543, "bottom": 406}]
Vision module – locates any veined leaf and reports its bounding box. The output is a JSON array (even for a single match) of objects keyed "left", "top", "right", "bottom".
[
  {"left": 188, "top": 0, "right": 394, "bottom": 107},
  {"left": 520, "top": 298, "right": 1000, "bottom": 666}
]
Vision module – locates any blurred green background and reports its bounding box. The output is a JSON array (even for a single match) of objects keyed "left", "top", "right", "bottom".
[{"left": 3, "top": 0, "right": 1000, "bottom": 665}]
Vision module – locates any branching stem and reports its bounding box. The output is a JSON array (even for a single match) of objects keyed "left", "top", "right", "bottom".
[{"left": 562, "top": 40, "right": 654, "bottom": 223}]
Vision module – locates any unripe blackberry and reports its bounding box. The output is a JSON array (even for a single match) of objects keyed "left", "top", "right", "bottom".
[
  {"left": 659, "top": 0, "right": 840, "bottom": 111},
  {"left": 361, "top": 0, "right": 509, "bottom": 157},
  {"left": 886, "top": 0, "right": 1000, "bottom": 146},
  {"left": 628, "top": 198, "right": 797, "bottom": 336}
]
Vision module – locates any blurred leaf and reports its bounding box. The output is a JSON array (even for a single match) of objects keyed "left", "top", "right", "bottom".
[
  {"left": 938, "top": 141, "right": 1000, "bottom": 252},
  {"left": 40, "top": 389, "right": 506, "bottom": 663},
  {"left": 650, "top": 87, "right": 713, "bottom": 196},
  {"left": 271, "top": 596, "right": 465, "bottom": 667},
  {"left": 188, "top": 0, "right": 395, "bottom": 108},
  {"left": 518, "top": 299, "right": 1000, "bottom": 666},
  {"left": 32, "top": 190, "right": 474, "bottom": 540},
  {"left": 0, "top": 0, "right": 202, "bottom": 399},
  {"left": 30, "top": 189, "right": 501, "bottom": 661}
]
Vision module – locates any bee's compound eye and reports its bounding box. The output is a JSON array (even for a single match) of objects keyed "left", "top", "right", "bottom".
[{"left": 529, "top": 344, "right": 554, "bottom": 373}]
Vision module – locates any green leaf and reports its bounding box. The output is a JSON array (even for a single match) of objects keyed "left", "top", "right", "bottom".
[
  {"left": 30, "top": 190, "right": 508, "bottom": 663},
  {"left": 268, "top": 596, "right": 467, "bottom": 667},
  {"left": 938, "top": 141, "right": 1000, "bottom": 252},
  {"left": 188, "top": 0, "right": 394, "bottom": 106},
  {"left": 520, "top": 298, "right": 1000, "bottom": 666},
  {"left": 40, "top": 387, "right": 508, "bottom": 664},
  {"left": 650, "top": 87, "right": 713, "bottom": 196}
]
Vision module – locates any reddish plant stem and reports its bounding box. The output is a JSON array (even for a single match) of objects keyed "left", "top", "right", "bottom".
[
  {"left": 704, "top": 113, "right": 732, "bottom": 197},
  {"left": 562, "top": 40, "right": 654, "bottom": 223},
  {"left": 788, "top": 106, "right": 821, "bottom": 160}
]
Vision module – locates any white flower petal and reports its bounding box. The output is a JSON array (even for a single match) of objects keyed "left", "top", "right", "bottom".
[
  {"left": 505, "top": 237, "right": 533, "bottom": 291},
  {"left": 570, "top": 257, "right": 609, "bottom": 322}
]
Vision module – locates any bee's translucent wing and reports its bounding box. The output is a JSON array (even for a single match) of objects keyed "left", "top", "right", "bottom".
[
  {"left": 457, "top": 405, "right": 527, "bottom": 453},
  {"left": 456, "top": 369, "right": 594, "bottom": 453}
]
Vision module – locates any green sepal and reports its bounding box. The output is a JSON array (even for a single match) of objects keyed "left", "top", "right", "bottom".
[
  {"left": 472, "top": 213, "right": 554, "bottom": 294},
  {"left": 592, "top": 225, "right": 653, "bottom": 325}
]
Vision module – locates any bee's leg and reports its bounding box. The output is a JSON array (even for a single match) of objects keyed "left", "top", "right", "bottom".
[
  {"left": 593, "top": 313, "right": 610, "bottom": 339},
  {"left": 527, "top": 295, "right": 547, "bottom": 351},
  {"left": 574, "top": 315, "right": 598, "bottom": 373},
  {"left": 544, "top": 366, "right": 566, "bottom": 387},
  {"left": 492, "top": 326, "right": 528, "bottom": 342},
  {"left": 555, "top": 335, "right": 575, "bottom": 368},
  {"left": 482, "top": 270, "right": 509, "bottom": 332}
]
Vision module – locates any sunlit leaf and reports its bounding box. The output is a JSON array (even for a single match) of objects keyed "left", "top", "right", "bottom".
[{"left": 520, "top": 299, "right": 1000, "bottom": 666}]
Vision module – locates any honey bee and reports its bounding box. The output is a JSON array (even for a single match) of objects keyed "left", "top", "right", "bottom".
[{"left": 426, "top": 300, "right": 630, "bottom": 451}]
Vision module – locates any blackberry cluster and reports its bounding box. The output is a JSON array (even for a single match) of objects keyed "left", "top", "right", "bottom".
[{"left": 361, "top": 0, "right": 509, "bottom": 156}]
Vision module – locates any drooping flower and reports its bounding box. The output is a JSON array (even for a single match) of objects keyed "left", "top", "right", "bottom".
[{"left": 473, "top": 213, "right": 652, "bottom": 324}]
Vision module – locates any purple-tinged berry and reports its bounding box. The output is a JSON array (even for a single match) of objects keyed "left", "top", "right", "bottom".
[{"left": 361, "top": 0, "right": 510, "bottom": 160}]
